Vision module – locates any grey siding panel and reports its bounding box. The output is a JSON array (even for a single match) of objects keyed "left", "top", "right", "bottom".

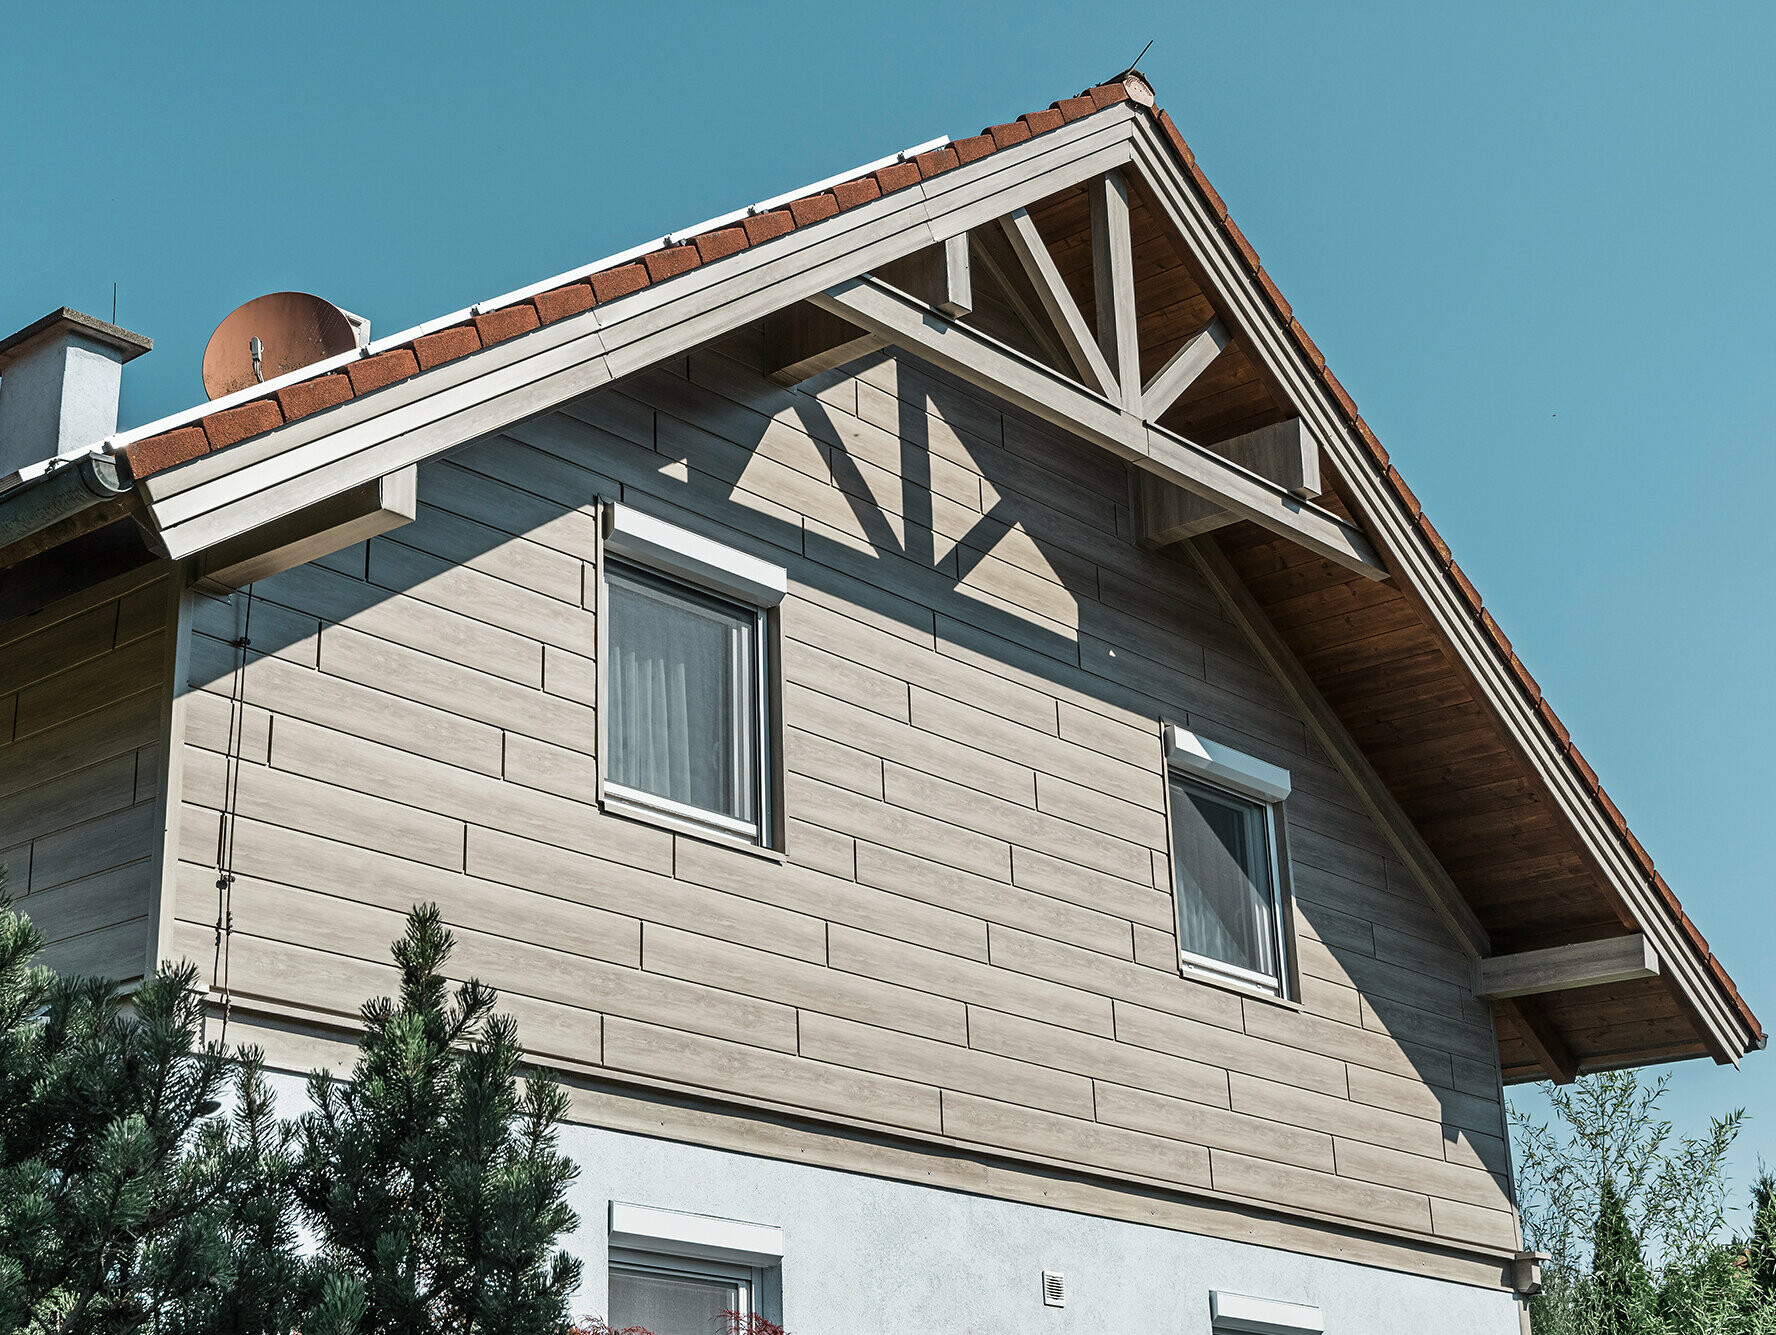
[
  {"left": 168, "top": 345, "right": 1515, "bottom": 1255},
  {"left": 0, "top": 577, "right": 170, "bottom": 983}
]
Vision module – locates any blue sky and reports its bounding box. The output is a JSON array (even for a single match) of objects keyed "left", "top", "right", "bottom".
[{"left": 6, "top": 3, "right": 1773, "bottom": 1211}]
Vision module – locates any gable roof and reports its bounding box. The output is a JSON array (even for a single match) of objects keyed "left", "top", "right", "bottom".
[{"left": 68, "top": 71, "right": 1764, "bottom": 1074}]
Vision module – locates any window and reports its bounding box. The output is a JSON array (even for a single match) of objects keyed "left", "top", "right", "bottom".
[
  {"left": 1164, "top": 725, "right": 1294, "bottom": 997},
  {"left": 607, "top": 1202, "right": 783, "bottom": 1335},
  {"left": 600, "top": 504, "right": 786, "bottom": 846},
  {"left": 608, "top": 1251, "right": 755, "bottom": 1333}
]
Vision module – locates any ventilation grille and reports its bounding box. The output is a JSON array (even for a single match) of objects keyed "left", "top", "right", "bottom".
[{"left": 1042, "top": 1271, "right": 1066, "bottom": 1308}]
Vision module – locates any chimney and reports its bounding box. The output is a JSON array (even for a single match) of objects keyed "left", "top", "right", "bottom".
[{"left": 0, "top": 308, "right": 152, "bottom": 480}]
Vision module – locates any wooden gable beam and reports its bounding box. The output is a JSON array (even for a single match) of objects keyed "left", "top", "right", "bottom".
[
  {"left": 1090, "top": 169, "right": 1142, "bottom": 412},
  {"left": 1477, "top": 935, "right": 1659, "bottom": 1001},
  {"left": 1496, "top": 995, "right": 1579, "bottom": 1084},
  {"left": 816, "top": 275, "right": 1387, "bottom": 580},
  {"left": 997, "top": 207, "right": 1117, "bottom": 397},
  {"left": 762, "top": 304, "right": 888, "bottom": 387},
  {"left": 1143, "top": 317, "right": 1229, "bottom": 419}
]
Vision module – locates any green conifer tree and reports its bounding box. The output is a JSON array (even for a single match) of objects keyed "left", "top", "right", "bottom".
[
  {"left": 294, "top": 904, "right": 583, "bottom": 1335},
  {"left": 0, "top": 878, "right": 317, "bottom": 1335}
]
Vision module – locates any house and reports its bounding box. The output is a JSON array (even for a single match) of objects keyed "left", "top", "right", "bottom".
[{"left": 0, "top": 70, "right": 1759, "bottom": 1335}]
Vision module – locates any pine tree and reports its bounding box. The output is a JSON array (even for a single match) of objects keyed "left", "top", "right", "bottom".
[
  {"left": 0, "top": 880, "right": 316, "bottom": 1335},
  {"left": 294, "top": 904, "right": 583, "bottom": 1335}
]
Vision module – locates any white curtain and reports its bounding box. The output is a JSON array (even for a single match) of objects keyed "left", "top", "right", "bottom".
[
  {"left": 1170, "top": 778, "right": 1276, "bottom": 980},
  {"left": 607, "top": 568, "right": 756, "bottom": 825}
]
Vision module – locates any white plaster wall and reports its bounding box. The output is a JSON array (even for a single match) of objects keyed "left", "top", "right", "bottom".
[{"left": 267, "top": 1072, "right": 1517, "bottom": 1333}]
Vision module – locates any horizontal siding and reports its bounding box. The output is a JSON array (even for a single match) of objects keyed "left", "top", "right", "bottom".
[
  {"left": 172, "top": 338, "right": 1515, "bottom": 1255},
  {"left": 0, "top": 577, "right": 167, "bottom": 980}
]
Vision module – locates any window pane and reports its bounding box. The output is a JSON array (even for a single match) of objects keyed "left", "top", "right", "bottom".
[
  {"left": 1170, "top": 777, "right": 1277, "bottom": 981},
  {"left": 609, "top": 1264, "right": 742, "bottom": 1335},
  {"left": 607, "top": 565, "right": 758, "bottom": 826}
]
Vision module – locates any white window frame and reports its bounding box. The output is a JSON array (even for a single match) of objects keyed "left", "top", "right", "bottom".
[
  {"left": 607, "top": 1202, "right": 783, "bottom": 1329},
  {"left": 598, "top": 504, "right": 786, "bottom": 849},
  {"left": 1164, "top": 724, "right": 1295, "bottom": 999}
]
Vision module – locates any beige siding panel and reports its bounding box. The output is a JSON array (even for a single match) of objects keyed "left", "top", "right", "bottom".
[
  {"left": 1429, "top": 1197, "right": 1521, "bottom": 1251},
  {"left": 1114, "top": 1001, "right": 1347, "bottom": 1098},
  {"left": 387, "top": 496, "right": 586, "bottom": 602},
  {"left": 0, "top": 753, "right": 138, "bottom": 847},
  {"left": 785, "top": 727, "right": 884, "bottom": 798},
  {"left": 12, "top": 631, "right": 164, "bottom": 740},
  {"left": 789, "top": 773, "right": 1010, "bottom": 882},
  {"left": 1345, "top": 1064, "right": 1505, "bottom": 1139},
  {"left": 788, "top": 596, "right": 1053, "bottom": 733},
  {"left": 0, "top": 689, "right": 161, "bottom": 801},
  {"left": 319, "top": 623, "right": 597, "bottom": 743},
  {"left": 604, "top": 1015, "right": 943, "bottom": 1134},
  {"left": 916, "top": 689, "right": 1164, "bottom": 808},
  {"left": 0, "top": 603, "right": 118, "bottom": 695},
  {"left": 781, "top": 642, "right": 911, "bottom": 723},
  {"left": 19, "top": 860, "right": 151, "bottom": 945},
  {"left": 41, "top": 919, "right": 149, "bottom": 981},
  {"left": 990, "top": 925, "right": 1245, "bottom": 1033},
  {"left": 503, "top": 733, "right": 601, "bottom": 804},
  {"left": 468, "top": 827, "right": 825, "bottom": 963},
  {"left": 673, "top": 835, "right": 988, "bottom": 962},
  {"left": 798, "top": 1011, "right": 1095, "bottom": 1118},
  {"left": 183, "top": 746, "right": 465, "bottom": 870},
  {"left": 643, "top": 922, "right": 966, "bottom": 1044},
  {"left": 1333, "top": 1138, "right": 1512, "bottom": 1214},
  {"left": 942, "top": 1090, "right": 1212, "bottom": 1189},
  {"left": 29, "top": 804, "right": 155, "bottom": 893},
  {"left": 200, "top": 635, "right": 503, "bottom": 774},
  {"left": 418, "top": 458, "right": 603, "bottom": 561},
  {"left": 182, "top": 687, "right": 273, "bottom": 766},
  {"left": 189, "top": 594, "right": 320, "bottom": 673},
  {"left": 254, "top": 561, "right": 542, "bottom": 686},
  {"left": 1093, "top": 1081, "right": 1335, "bottom": 1173},
  {"left": 1009, "top": 846, "right": 1175, "bottom": 931},
  {"left": 267, "top": 718, "right": 673, "bottom": 872},
  {"left": 175, "top": 862, "right": 641, "bottom": 977},
  {"left": 856, "top": 843, "right": 1133, "bottom": 960},
  {"left": 829, "top": 925, "right": 1113, "bottom": 1037},
  {"left": 884, "top": 764, "right": 1151, "bottom": 884},
  {"left": 367, "top": 536, "right": 596, "bottom": 657},
  {"left": 1229, "top": 1072, "right": 1444, "bottom": 1160},
  {"left": 542, "top": 646, "right": 599, "bottom": 707},
  {"left": 1209, "top": 1149, "right": 1434, "bottom": 1235},
  {"left": 787, "top": 682, "right": 1034, "bottom": 806},
  {"left": 966, "top": 1006, "right": 1229, "bottom": 1109}
]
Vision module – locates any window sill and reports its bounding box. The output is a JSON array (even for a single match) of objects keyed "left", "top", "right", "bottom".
[
  {"left": 1178, "top": 956, "right": 1303, "bottom": 1012},
  {"left": 599, "top": 790, "right": 785, "bottom": 863}
]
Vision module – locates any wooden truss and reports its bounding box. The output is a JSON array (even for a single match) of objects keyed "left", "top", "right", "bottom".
[{"left": 775, "top": 166, "right": 1381, "bottom": 578}]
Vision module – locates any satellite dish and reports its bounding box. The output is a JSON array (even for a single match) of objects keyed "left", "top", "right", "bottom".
[{"left": 202, "top": 292, "right": 369, "bottom": 400}]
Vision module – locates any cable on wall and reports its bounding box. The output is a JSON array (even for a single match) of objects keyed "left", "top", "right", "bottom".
[{"left": 209, "top": 583, "right": 255, "bottom": 1049}]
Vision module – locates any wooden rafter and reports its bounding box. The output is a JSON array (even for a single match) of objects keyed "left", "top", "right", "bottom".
[
  {"left": 1143, "top": 317, "right": 1229, "bottom": 419},
  {"left": 996, "top": 207, "right": 1117, "bottom": 396},
  {"left": 1496, "top": 995, "right": 1579, "bottom": 1084}
]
